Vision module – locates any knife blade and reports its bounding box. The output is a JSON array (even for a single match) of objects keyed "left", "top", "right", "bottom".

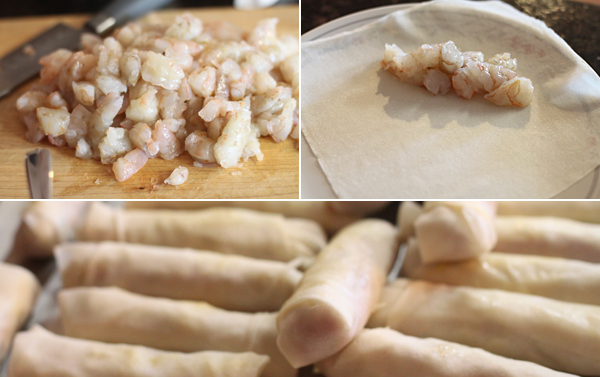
[
  {"left": 25, "top": 148, "right": 53, "bottom": 199},
  {"left": 0, "top": 0, "right": 173, "bottom": 99}
]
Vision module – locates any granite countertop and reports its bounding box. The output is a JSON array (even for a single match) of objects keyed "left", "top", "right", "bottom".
[{"left": 301, "top": 0, "right": 600, "bottom": 75}]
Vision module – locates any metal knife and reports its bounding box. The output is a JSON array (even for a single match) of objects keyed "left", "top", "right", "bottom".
[{"left": 0, "top": 0, "right": 173, "bottom": 99}]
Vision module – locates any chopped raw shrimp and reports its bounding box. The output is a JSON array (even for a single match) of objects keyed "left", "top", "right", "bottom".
[
  {"left": 39, "top": 49, "right": 73, "bottom": 84},
  {"left": 72, "top": 81, "right": 96, "bottom": 106},
  {"left": 36, "top": 107, "right": 70, "bottom": 136},
  {"left": 75, "top": 138, "right": 92, "bottom": 159},
  {"left": 23, "top": 112, "right": 45, "bottom": 143},
  {"left": 214, "top": 107, "right": 252, "bottom": 168},
  {"left": 95, "top": 75, "right": 127, "bottom": 95},
  {"left": 141, "top": 51, "right": 185, "bottom": 90},
  {"left": 129, "top": 122, "right": 159, "bottom": 157},
  {"left": 242, "top": 131, "right": 263, "bottom": 161},
  {"left": 112, "top": 148, "right": 148, "bottom": 182},
  {"left": 153, "top": 120, "right": 183, "bottom": 160},
  {"left": 185, "top": 130, "right": 216, "bottom": 163},
  {"left": 164, "top": 166, "right": 189, "bottom": 185},
  {"left": 383, "top": 40, "right": 533, "bottom": 107},
  {"left": 166, "top": 13, "right": 203, "bottom": 41},
  {"left": 126, "top": 86, "right": 159, "bottom": 123},
  {"left": 119, "top": 51, "right": 141, "bottom": 85},
  {"left": 159, "top": 91, "right": 185, "bottom": 120},
  {"left": 65, "top": 105, "right": 92, "bottom": 147},
  {"left": 16, "top": 91, "right": 46, "bottom": 113},
  {"left": 90, "top": 92, "right": 124, "bottom": 132},
  {"left": 280, "top": 54, "right": 299, "bottom": 99},
  {"left": 199, "top": 98, "right": 243, "bottom": 122},
  {"left": 98, "top": 127, "right": 133, "bottom": 164},
  {"left": 188, "top": 66, "right": 217, "bottom": 97},
  {"left": 484, "top": 77, "right": 534, "bottom": 107}
]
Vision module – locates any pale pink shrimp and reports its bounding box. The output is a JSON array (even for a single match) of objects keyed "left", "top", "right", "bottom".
[{"left": 112, "top": 148, "right": 148, "bottom": 182}]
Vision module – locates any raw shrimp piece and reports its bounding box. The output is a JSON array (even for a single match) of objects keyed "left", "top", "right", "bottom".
[
  {"left": 98, "top": 127, "right": 133, "bottom": 164},
  {"left": 487, "top": 52, "right": 517, "bottom": 70},
  {"left": 39, "top": 49, "right": 72, "bottom": 84},
  {"left": 112, "top": 148, "right": 148, "bottom": 182},
  {"left": 423, "top": 69, "right": 451, "bottom": 95},
  {"left": 185, "top": 131, "right": 216, "bottom": 163},
  {"left": 164, "top": 166, "right": 189, "bottom": 185},
  {"left": 270, "top": 97, "right": 296, "bottom": 142},
  {"left": 141, "top": 51, "right": 185, "bottom": 90},
  {"left": 16, "top": 91, "right": 46, "bottom": 113},
  {"left": 36, "top": 107, "right": 70, "bottom": 137},
  {"left": 159, "top": 91, "right": 185, "bottom": 120},
  {"left": 72, "top": 81, "right": 95, "bottom": 106},
  {"left": 76, "top": 138, "right": 93, "bottom": 159},
  {"left": 129, "top": 122, "right": 159, "bottom": 157},
  {"left": 280, "top": 54, "right": 299, "bottom": 99},
  {"left": 484, "top": 76, "right": 534, "bottom": 107},
  {"left": 119, "top": 51, "right": 141, "bottom": 85},
  {"left": 95, "top": 75, "right": 127, "bottom": 95},
  {"left": 214, "top": 108, "right": 252, "bottom": 168},
  {"left": 242, "top": 131, "right": 263, "bottom": 161},
  {"left": 44, "top": 91, "right": 68, "bottom": 109},
  {"left": 166, "top": 12, "right": 203, "bottom": 41},
  {"left": 153, "top": 120, "right": 183, "bottom": 160},
  {"left": 65, "top": 105, "right": 92, "bottom": 147},
  {"left": 126, "top": 86, "right": 159, "bottom": 123},
  {"left": 199, "top": 98, "right": 243, "bottom": 122}
]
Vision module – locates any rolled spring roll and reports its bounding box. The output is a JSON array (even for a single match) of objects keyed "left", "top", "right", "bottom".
[
  {"left": 402, "top": 237, "right": 600, "bottom": 306},
  {"left": 59, "top": 287, "right": 294, "bottom": 377},
  {"left": 8, "top": 202, "right": 88, "bottom": 261},
  {"left": 125, "top": 201, "right": 389, "bottom": 234},
  {"left": 368, "top": 279, "right": 600, "bottom": 376},
  {"left": 78, "top": 202, "right": 326, "bottom": 262},
  {"left": 495, "top": 216, "right": 600, "bottom": 263},
  {"left": 316, "top": 328, "right": 576, "bottom": 377},
  {"left": 8, "top": 325, "right": 269, "bottom": 377},
  {"left": 497, "top": 201, "right": 600, "bottom": 223},
  {"left": 276, "top": 220, "right": 398, "bottom": 368},
  {"left": 0, "top": 263, "right": 39, "bottom": 362},
  {"left": 397, "top": 201, "right": 423, "bottom": 243},
  {"left": 55, "top": 242, "right": 303, "bottom": 312},
  {"left": 414, "top": 201, "right": 497, "bottom": 263}
]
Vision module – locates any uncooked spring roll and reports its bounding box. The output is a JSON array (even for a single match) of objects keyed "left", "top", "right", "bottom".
[
  {"left": 402, "top": 237, "right": 600, "bottom": 306},
  {"left": 317, "top": 328, "right": 576, "bottom": 377},
  {"left": 368, "top": 279, "right": 600, "bottom": 376},
  {"left": 396, "top": 201, "right": 423, "bottom": 243},
  {"left": 0, "top": 263, "right": 39, "bottom": 363},
  {"left": 78, "top": 202, "right": 327, "bottom": 262},
  {"left": 59, "top": 287, "right": 294, "bottom": 377},
  {"left": 8, "top": 202, "right": 88, "bottom": 262},
  {"left": 55, "top": 242, "right": 303, "bottom": 312},
  {"left": 276, "top": 220, "right": 398, "bottom": 368},
  {"left": 497, "top": 201, "right": 600, "bottom": 223},
  {"left": 8, "top": 325, "right": 269, "bottom": 377},
  {"left": 414, "top": 201, "right": 497, "bottom": 263},
  {"left": 125, "top": 201, "right": 389, "bottom": 235},
  {"left": 495, "top": 216, "right": 600, "bottom": 263}
]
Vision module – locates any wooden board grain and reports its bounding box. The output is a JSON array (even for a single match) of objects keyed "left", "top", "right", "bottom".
[{"left": 0, "top": 6, "right": 299, "bottom": 199}]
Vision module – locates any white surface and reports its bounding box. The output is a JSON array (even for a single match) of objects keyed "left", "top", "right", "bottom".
[{"left": 301, "top": 1, "right": 600, "bottom": 199}]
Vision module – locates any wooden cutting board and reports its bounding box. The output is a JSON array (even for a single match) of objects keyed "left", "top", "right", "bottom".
[{"left": 0, "top": 6, "right": 299, "bottom": 199}]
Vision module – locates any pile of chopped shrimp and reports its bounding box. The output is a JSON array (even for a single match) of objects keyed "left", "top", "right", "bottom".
[
  {"left": 382, "top": 41, "right": 533, "bottom": 107},
  {"left": 16, "top": 13, "right": 299, "bottom": 182}
]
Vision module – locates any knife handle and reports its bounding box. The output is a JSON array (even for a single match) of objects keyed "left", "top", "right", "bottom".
[{"left": 85, "top": 0, "right": 174, "bottom": 37}]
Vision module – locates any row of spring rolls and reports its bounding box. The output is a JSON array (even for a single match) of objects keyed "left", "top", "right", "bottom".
[{"left": 9, "top": 201, "right": 390, "bottom": 262}]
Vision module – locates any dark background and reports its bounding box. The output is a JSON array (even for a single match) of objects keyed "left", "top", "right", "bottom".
[
  {"left": 0, "top": 0, "right": 297, "bottom": 18},
  {"left": 301, "top": 0, "right": 600, "bottom": 75}
]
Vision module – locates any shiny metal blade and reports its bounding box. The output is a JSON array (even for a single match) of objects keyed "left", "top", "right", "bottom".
[
  {"left": 26, "top": 148, "right": 53, "bottom": 199},
  {"left": 0, "top": 23, "right": 82, "bottom": 99},
  {"left": 387, "top": 242, "right": 407, "bottom": 282}
]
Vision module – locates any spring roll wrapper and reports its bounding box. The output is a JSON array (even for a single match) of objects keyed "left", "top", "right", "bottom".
[
  {"left": 78, "top": 202, "right": 326, "bottom": 262},
  {"left": 9, "top": 202, "right": 88, "bottom": 261},
  {"left": 317, "top": 328, "right": 576, "bottom": 377},
  {"left": 0, "top": 264, "right": 39, "bottom": 363},
  {"left": 8, "top": 325, "right": 269, "bottom": 377},
  {"left": 368, "top": 279, "right": 600, "bottom": 376},
  {"left": 415, "top": 202, "right": 497, "bottom": 264},
  {"left": 402, "top": 237, "right": 600, "bottom": 306},
  {"left": 55, "top": 242, "right": 302, "bottom": 313},
  {"left": 497, "top": 201, "right": 600, "bottom": 223},
  {"left": 125, "top": 202, "right": 388, "bottom": 234},
  {"left": 276, "top": 220, "right": 398, "bottom": 368},
  {"left": 59, "top": 287, "right": 294, "bottom": 377},
  {"left": 495, "top": 216, "right": 600, "bottom": 263}
]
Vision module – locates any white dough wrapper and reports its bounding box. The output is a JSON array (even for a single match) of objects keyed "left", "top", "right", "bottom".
[
  {"left": 8, "top": 201, "right": 88, "bottom": 261},
  {"left": 495, "top": 216, "right": 600, "bottom": 263},
  {"left": 415, "top": 201, "right": 497, "bottom": 263},
  {"left": 124, "top": 201, "right": 389, "bottom": 235},
  {"left": 78, "top": 202, "right": 326, "bottom": 262},
  {"left": 368, "top": 279, "right": 600, "bottom": 376},
  {"left": 497, "top": 201, "right": 600, "bottom": 223},
  {"left": 59, "top": 287, "right": 294, "bottom": 377},
  {"left": 317, "top": 328, "right": 576, "bottom": 377},
  {"left": 402, "top": 237, "right": 600, "bottom": 306},
  {"left": 55, "top": 242, "right": 303, "bottom": 312},
  {"left": 277, "top": 220, "right": 398, "bottom": 368},
  {"left": 0, "top": 263, "right": 40, "bottom": 363},
  {"left": 8, "top": 325, "right": 269, "bottom": 377}
]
